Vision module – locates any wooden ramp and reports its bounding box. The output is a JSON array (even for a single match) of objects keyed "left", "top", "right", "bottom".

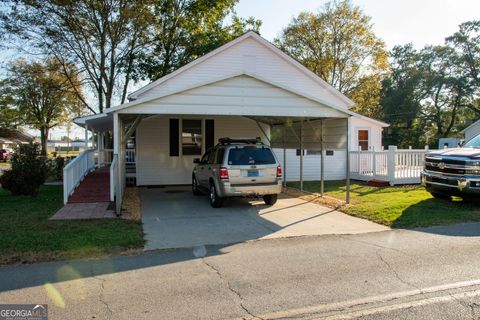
[{"left": 68, "top": 167, "right": 110, "bottom": 203}]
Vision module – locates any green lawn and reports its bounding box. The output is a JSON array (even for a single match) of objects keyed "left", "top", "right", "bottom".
[
  {"left": 0, "top": 162, "right": 10, "bottom": 170},
  {"left": 0, "top": 185, "right": 144, "bottom": 264},
  {"left": 287, "top": 181, "right": 480, "bottom": 228}
]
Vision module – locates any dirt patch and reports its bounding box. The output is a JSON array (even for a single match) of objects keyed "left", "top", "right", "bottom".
[
  {"left": 123, "top": 187, "right": 141, "bottom": 221},
  {"left": 283, "top": 186, "right": 347, "bottom": 211}
]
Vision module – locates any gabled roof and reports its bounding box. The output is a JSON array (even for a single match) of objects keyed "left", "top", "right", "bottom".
[
  {"left": 106, "top": 72, "right": 356, "bottom": 117},
  {"left": 461, "top": 119, "right": 480, "bottom": 133},
  {"left": 354, "top": 114, "right": 389, "bottom": 127},
  {"left": 0, "top": 127, "right": 34, "bottom": 142},
  {"left": 127, "top": 31, "right": 354, "bottom": 108}
]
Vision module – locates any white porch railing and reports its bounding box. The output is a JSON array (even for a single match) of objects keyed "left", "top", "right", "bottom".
[
  {"left": 350, "top": 146, "right": 428, "bottom": 185},
  {"left": 101, "top": 149, "right": 135, "bottom": 165},
  {"left": 110, "top": 154, "right": 118, "bottom": 202},
  {"left": 63, "top": 150, "right": 96, "bottom": 204}
]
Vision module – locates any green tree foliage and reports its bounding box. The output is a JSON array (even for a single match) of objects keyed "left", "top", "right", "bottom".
[
  {"left": 0, "top": 82, "right": 22, "bottom": 128},
  {"left": 380, "top": 45, "right": 426, "bottom": 147},
  {"left": 4, "top": 59, "right": 84, "bottom": 155},
  {"left": 446, "top": 20, "right": 480, "bottom": 117},
  {"left": 381, "top": 21, "right": 480, "bottom": 147},
  {"left": 131, "top": 0, "right": 261, "bottom": 81},
  {"left": 0, "top": 143, "right": 47, "bottom": 196},
  {"left": 274, "top": 0, "right": 388, "bottom": 117},
  {"left": 1, "top": 0, "right": 260, "bottom": 111},
  {"left": 1, "top": 0, "right": 154, "bottom": 113}
]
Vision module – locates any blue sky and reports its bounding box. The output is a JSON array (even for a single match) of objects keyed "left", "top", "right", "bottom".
[
  {"left": 39, "top": 0, "right": 480, "bottom": 138},
  {"left": 235, "top": 0, "right": 480, "bottom": 49}
]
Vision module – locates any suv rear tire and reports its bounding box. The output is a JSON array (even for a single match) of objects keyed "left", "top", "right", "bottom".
[
  {"left": 209, "top": 183, "right": 223, "bottom": 208},
  {"left": 263, "top": 194, "right": 278, "bottom": 205},
  {"left": 192, "top": 175, "right": 202, "bottom": 196}
]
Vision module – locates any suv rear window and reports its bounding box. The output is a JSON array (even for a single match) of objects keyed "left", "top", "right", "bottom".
[{"left": 227, "top": 146, "right": 276, "bottom": 165}]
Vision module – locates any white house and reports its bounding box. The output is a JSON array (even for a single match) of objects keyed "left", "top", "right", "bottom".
[
  {"left": 462, "top": 119, "right": 480, "bottom": 142},
  {"left": 69, "top": 31, "right": 388, "bottom": 210}
]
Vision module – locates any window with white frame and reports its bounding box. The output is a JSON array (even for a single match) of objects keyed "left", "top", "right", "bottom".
[
  {"left": 182, "top": 120, "right": 202, "bottom": 155},
  {"left": 357, "top": 130, "right": 369, "bottom": 150}
]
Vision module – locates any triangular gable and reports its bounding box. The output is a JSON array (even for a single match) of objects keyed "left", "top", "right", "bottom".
[
  {"left": 114, "top": 75, "right": 351, "bottom": 119},
  {"left": 128, "top": 31, "right": 354, "bottom": 110}
]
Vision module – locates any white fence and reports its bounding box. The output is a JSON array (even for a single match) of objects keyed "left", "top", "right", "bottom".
[
  {"left": 349, "top": 146, "right": 428, "bottom": 185},
  {"left": 63, "top": 150, "right": 96, "bottom": 204},
  {"left": 101, "top": 149, "right": 135, "bottom": 165}
]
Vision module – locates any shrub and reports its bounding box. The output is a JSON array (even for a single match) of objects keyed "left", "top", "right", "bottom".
[
  {"left": 0, "top": 143, "right": 48, "bottom": 196},
  {"left": 48, "top": 156, "right": 65, "bottom": 180}
]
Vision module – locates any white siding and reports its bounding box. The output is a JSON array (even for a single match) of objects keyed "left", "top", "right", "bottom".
[
  {"left": 121, "top": 75, "right": 346, "bottom": 118},
  {"left": 273, "top": 149, "right": 347, "bottom": 181},
  {"left": 270, "top": 116, "right": 385, "bottom": 182},
  {"left": 136, "top": 115, "right": 269, "bottom": 185},
  {"left": 350, "top": 117, "right": 384, "bottom": 151},
  {"left": 134, "top": 37, "right": 349, "bottom": 110},
  {"left": 465, "top": 121, "right": 480, "bottom": 142}
]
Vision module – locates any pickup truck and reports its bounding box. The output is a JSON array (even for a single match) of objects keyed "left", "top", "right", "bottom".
[{"left": 421, "top": 134, "right": 480, "bottom": 200}]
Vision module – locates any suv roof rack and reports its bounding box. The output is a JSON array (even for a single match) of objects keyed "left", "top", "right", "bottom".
[{"left": 218, "top": 137, "right": 262, "bottom": 145}]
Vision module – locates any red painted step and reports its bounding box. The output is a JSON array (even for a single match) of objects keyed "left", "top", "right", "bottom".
[{"left": 68, "top": 167, "right": 110, "bottom": 203}]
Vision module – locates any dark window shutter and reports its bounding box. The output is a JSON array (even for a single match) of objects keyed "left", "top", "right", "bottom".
[
  {"left": 169, "top": 119, "right": 179, "bottom": 157},
  {"left": 205, "top": 119, "right": 215, "bottom": 151}
]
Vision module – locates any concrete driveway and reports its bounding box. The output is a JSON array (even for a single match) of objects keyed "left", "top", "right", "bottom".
[{"left": 140, "top": 186, "right": 388, "bottom": 250}]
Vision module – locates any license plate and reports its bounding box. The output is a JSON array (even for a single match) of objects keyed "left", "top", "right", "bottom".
[{"left": 247, "top": 170, "right": 259, "bottom": 177}]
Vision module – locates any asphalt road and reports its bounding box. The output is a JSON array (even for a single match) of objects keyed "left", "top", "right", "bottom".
[{"left": 1, "top": 224, "right": 480, "bottom": 319}]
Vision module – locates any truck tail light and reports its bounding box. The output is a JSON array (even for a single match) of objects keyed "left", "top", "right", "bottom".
[
  {"left": 276, "top": 166, "right": 282, "bottom": 178},
  {"left": 219, "top": 167, "right": 229, "bottom": 180}
]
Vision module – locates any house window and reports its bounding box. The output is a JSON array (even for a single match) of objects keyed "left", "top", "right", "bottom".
[
  {"left": 357, "top": 130, "right": 369, "bottom": 151},
  {"left": 182, "top": 120, "right": 202, "bottom": 155},
  {"left": 296, "top": 149, "right": 306, "bottom": 156},
  {"left": 306, "top": 149, "right": 322, "bottom": 156}
]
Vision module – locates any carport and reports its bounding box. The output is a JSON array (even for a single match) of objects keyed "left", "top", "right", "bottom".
[
  {"left": 70, "top": 31, "right": 362, "bottom": 214},
  {"left": 107, "top": 112, "right": 353, "bottom": 213}
]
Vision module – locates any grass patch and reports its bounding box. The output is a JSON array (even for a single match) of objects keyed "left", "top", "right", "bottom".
[
  {"left": 0, "top": 185, "right": 144, "bottom": 264},
  {"left": 287, "top": 181, "right": 480, "bottom": 228},
  {"left": 0, "top": 162, "right": 10, "bottom": 170}
]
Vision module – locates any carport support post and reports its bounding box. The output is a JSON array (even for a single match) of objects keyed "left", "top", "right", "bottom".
[
  {"left": 346, "top": 117, "right": 351, "bottom": 204},
  {"left": 300, "top": 120, "right": 304, "bottom": 192},
  {"left": 282, "top": 124, "right": 287, "bottom": 187},
  {"left": 84, "top": 124, "right": 89, "bottom": 150},
  {"left": 320, "top": 119, "right": 325, "bottom": 197},
  {"left": 114, "top": 112, "right": 124, "bottom": 214}
]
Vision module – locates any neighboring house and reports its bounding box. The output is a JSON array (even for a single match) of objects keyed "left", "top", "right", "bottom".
[
  {"left": 69, "top": 31, "right": 389, "bottom": 209},
  {"left": 461, "top": 119, "right": 480, "bottom": 142},
  {"left": 70, "top": 139, "right": 93, "bottom": 149},
  {"left": 0, "top": 128, "right": 34, "bottom": 150}
]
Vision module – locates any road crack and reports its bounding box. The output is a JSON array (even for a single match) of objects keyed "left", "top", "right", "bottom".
[
  {"left": 202, "top": 258, "right": 264, "bottom": 320},
  {"left": 90, "top": 264, "right": 113, "bottom": 319},
  {"left": 375, "top": 250, "right": 423, "bottom": 293}
]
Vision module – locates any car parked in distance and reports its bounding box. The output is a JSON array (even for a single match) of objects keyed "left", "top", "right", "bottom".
[
  {"left": 421, "top": 133, "right": 480, "bottom": 200},
  {"left": 0, "top": 149, "right": 12, "bottom": 162},
  {"left": 192, "top": 137, "right": 283, "bottom": 208}
]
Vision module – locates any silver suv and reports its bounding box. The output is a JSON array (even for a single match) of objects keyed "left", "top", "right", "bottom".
[{"left": 192, "top": 138, "right": 283, "bottom": 208}]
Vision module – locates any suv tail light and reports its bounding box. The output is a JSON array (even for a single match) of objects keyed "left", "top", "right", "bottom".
[
  {"left": 276, "top": 166, "right": 282, "bottom": 178},
  {"left": 219, "top": 167, "right": 229, "bottom": 180}
]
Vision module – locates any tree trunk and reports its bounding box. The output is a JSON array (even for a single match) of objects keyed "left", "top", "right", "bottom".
[{"left": 40, "top": 127, "right": 49, "bottom": 156}]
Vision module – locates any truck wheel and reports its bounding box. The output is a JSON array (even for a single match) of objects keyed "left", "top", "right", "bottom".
[
  {"left": 209, "top": 184, "right": 223, "bottom": 208},
  {"left": 263, "top": 194, "right": 278, "bottom": 205},
  {"left": 192, "top": 175, "right": 202, "bottom": 196},
  {"left": 429, "top": 192, "right": 451, "bottom": 201}
]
